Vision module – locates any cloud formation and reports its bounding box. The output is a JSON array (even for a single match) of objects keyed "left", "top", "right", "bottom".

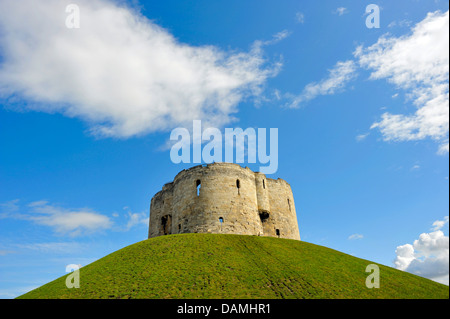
[
  {"left": 334, "top": 7, "right": 348, "bottom": 16},
  {"left": 348, "top": 233, "right": 364, "bottom": 240},
  {"left": 287, "top": 10, "right": 448, "bottom": 153},
  {"left": 356, "top": 10, "right": 449, "bottom": 154},
  {"left": 288, "top": 60, "right": 357, "bottom": 108},
  {"left": 121, "top": 207, "right": 148, "bottom": 231},
  {"left": 0, "top": 0, "right": 278, "bottom": 138},
  {"left": 26, "top": 201, "right": 112, "bottom": 236},
  {"left": 296, "top": 12, "right": 305, "bottom": 24},
  {"left": 394, "top": 216, "right": 449, "bottom": 285},
  {"left": 0, "top": 199, "right": 149, "bottom": 236},
  {"left": 356, "top": 133, "right": 369, "bottom": 142}
]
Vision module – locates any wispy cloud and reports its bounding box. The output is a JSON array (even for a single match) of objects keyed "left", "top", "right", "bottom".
[
  {"left": 290, "top": 10, "right": 449, "bottom": 154},
  {"left": 334, "top": 7, "right": 348, "bottom": 16},
  {"left": 288, "top": 60, "right": 357, "bottom": 108},
  {"left": 14, "top": 242, "right": 86, "bottom": 254},
  {"left": 122, "top": 207, "right": 148, "bottom": 231},
  {"left": 356, "top": 133, "right": 369, "bottom": 142},
  {"left": 255, "top": 30, "right": 291, "bottom": 47},
  {"left": 296, "top": 12, "right": 305, "bottom": 24},
  {"left": 431, "top": 216, "right": 449, "bottom": 231},
  {"left": 0, "top": 0, "right": 279, "bottom": 139},
  {"left": 1, "top": 199, "right": 112, "bottom": 236},
  {"left": 26, "top": 201, "right": 112, "bottom": 237},
  {"left": 0, "top": 199, "right": 20, "bottom": 219},
  {"left": 348, "top": 233, "right": 364, "bottom": 240},
  {"left": 1, "top": 199, "right": 149, "bottom": 236},
  {"left": 0, "top": 250, "right": 15, "bottom": 256},
  {"left": 388, "top": 19, "right": 412, "bottom": 28}
]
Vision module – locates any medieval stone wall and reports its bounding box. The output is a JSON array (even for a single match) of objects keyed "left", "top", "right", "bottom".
[{"left": 148, "top": 163, "right": 300, "bottom": 240}]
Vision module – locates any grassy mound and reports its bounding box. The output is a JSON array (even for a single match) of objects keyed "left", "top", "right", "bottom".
[{"left": 18, "top": 234, "right": 448, "bottom": 299}]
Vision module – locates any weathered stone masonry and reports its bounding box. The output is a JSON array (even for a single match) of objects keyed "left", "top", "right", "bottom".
[{"left": 148, "top": 163, "right": 301, "bottom": 240}]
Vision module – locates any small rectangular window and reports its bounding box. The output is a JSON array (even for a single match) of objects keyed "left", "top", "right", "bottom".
[{"left": 196, "top": 180, "right": 201, "bottom": 196}]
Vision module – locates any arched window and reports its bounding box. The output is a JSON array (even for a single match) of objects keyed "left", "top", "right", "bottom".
[
  {"left": 196, "top": 179, "right": 201, "bottom": 197},
  {"left": 219, "top": 217, "right": 224, "bottom": 231}
]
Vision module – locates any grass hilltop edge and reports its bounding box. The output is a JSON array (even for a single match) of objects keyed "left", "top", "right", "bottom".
[{"left": 18, "top": 233, "right": 449, "bottom": 299}]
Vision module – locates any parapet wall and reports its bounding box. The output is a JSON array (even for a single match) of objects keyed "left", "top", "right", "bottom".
[{"left": 148, "top": 163, "right": 300, "bottom": 240}]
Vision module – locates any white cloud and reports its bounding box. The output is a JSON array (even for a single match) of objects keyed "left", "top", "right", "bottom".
[
  {"left": 431, "top": 216, "right": 449, "bottom": 231},
  {"left": 15, "top": 242, "right": 85, "bottom": 254},
  {"left": 1, "top": 199, "right": 112, "bottom": 236},
  {"left": 28, "top": 201, "right": 113, "bottom": 236},
  {"left": 253, "top": 29, "right": 291, "bottom": 48},
  {"left": 348, "top": 233, "right": 364, "bottom": 240},
  {"left": 394, "top": 216, "right": 449, "bottom": 285},
  {"left": 0, "top": 199, "right": 20, "bottom": 218},
  {"left": 355, "top": 10, "right": 449, "bottom": 154},
  {"left": 271, "top": 30, "right": 291, "bottom": 43},
  {"left": 388, "top": 19, "right": 412, "bottom": 28},
  {"left": 1, "top": 199, "right": 151, "bottom": 235},
  {"left": 288, "top": 60, "right": 357, "bottom": 108},
  {"left": 356, "top": 133, "right": 369, "bottom": 142},
  {"left": 334, "top": 7, "right": 348, "bottom": 16},
  {"left": 0, "top": 0, "right": 278, "bottom": 139},
  {"left": 122, "top": 207, "right": 148, "bottom": 231},
  {"left": 296, "top": 12, "right": 305, "bottom": 24},
  {"left": 394, "top": 243, "right": 415, "bottom": 270}
]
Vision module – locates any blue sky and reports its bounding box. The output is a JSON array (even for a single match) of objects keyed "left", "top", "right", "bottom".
[{"left": 0, "top": 0, "right": 449, "bottom": 298}]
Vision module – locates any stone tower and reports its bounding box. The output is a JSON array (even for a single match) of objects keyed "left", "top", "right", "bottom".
[{"left": 148, "top": 163, "right": 300, "bottom": 240}]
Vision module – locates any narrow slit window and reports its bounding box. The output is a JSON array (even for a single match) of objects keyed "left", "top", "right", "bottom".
[
  {"left": 236, "top": 179, "right": 240, "bottom": 195},
  {"left": 287, "top": 198, "right": 291, "bottom": 211},
  {"left": 219, "top": 217, "right": 223, "bottom": 231},
  {"left": 263, "top": 179, "right": 265, "bottom": 189},
  {"left": 196, "top": 179, "right": 201, "bottom": 197}
]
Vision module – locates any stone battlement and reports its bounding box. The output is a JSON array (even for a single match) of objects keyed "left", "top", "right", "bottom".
[{"left": 148, "top": 162, "right": 300, "bottom": 240}]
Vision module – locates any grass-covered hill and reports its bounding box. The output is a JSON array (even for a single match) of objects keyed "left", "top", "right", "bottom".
[{"left": 18, "top": 233, "right": 448, "bottom": 299}]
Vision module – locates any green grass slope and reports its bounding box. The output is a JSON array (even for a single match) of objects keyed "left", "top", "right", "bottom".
[{"left": 18, "top": 234, "right": 448, "bottom": 299}]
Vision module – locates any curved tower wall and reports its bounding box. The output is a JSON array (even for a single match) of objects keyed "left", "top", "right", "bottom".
[{"left": 148, "top": 163, "right": 301, "bottom": 240}]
